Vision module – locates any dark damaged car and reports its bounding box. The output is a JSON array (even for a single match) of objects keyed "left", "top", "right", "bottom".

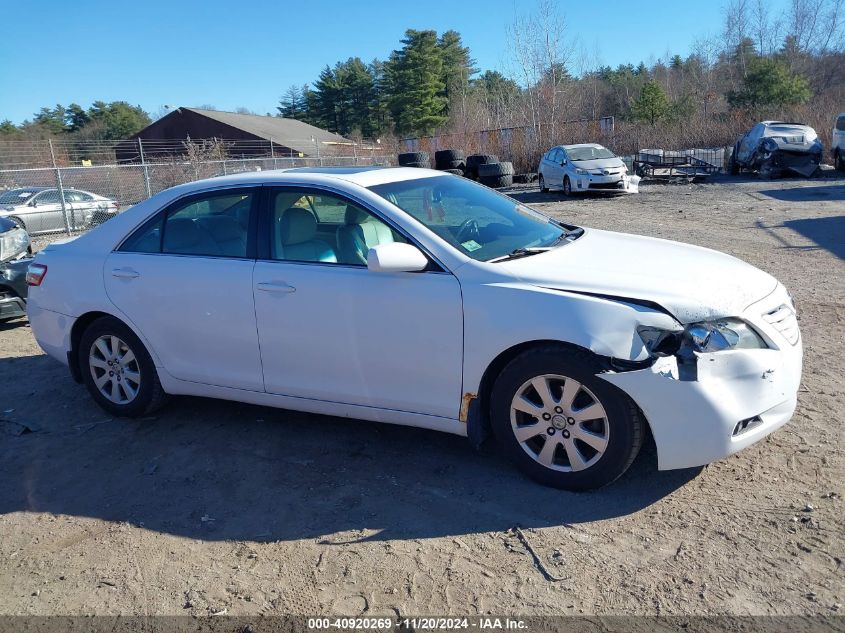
[
  {"left": 729, "top": 121, "right": 823, "bottom": 178},
  {"left": 0, "top": 216, "right": 32, "bottom": 321}
]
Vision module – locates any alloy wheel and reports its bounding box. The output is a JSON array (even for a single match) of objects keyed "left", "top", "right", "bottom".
[
  {"left": 89, "top": 335, "right": 141, "bottom": 405},
  {"left": 510, "top": 373, "right": 609, "bottom": 472}
]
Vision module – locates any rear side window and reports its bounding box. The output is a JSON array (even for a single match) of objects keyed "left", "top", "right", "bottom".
[
  {"left": 119, "top": 189, "right": 254, "bottom": 257},
  {"left": 837, "top": 116, "right": 845, "bottom": 131}
]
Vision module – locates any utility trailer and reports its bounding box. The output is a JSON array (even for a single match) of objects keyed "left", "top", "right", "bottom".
[{"left": 633, "top": 149, "right": 721, "bottom": 181}]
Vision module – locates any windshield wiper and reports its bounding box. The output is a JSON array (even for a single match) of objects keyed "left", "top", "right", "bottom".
[{"left": 487, "top": 247, "right": 551, "bottom": 263}]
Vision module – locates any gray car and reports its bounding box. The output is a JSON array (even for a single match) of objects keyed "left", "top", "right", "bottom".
[
  {"left": 0, "top": 215, "right": 31, "bottom": 321},
  {"left": 729, "top": 121, "right": 823, "bottom": 178},
  {"left": 0, "top": 187, "right": 119, "bottom": 234}
]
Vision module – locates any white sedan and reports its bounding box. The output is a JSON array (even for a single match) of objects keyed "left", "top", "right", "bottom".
[{"left": 26, "top": 167, "right": 802, "bottom": 490}]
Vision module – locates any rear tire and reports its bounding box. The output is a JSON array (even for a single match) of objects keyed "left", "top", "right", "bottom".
[
  {"left": 835, "top": 150, "right": 844, "bottom": 171},
  {"left": 490, "top": 346, "right": 643, "bottom": 490},
  {"left": 79, "top": 316, "right": 168, "bottom": 418},
  {"left": 539, "top": 174, "right": 549, "bottom": 192},
  {"left": 478, "top": 162, "right": 514, "bottom": 178},
  {"left": 479, "top": 174, "right": 513, "bottom": 188},
  {"left": 398, "top": 152, "right": 431, "bottom": 168}
]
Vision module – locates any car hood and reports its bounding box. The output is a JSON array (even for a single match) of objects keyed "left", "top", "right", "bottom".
[
  {"left": 569, "top": 157, "right": 625, "bottom": 171},
  {"left": 498, "top": 228, "right": 778, "bottom": 323}
]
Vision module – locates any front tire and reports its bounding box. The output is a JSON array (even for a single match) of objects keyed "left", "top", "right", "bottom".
[
  {"left": 835, "top": 150, "right": 844, "bottom": 172},
  {"left": 490, "top": 346, "right": 643, "bottom": 490},
  {"left": 79, "top": 316, "right": 167, "bottom": 417},
  {"left": 562, "top": 176, "right": 572, "bottom": 196}
]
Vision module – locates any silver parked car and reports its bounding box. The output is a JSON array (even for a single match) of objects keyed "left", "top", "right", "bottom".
[
  {"left": 538, "top": 143, "right": 636, "bottom": 195},
  {"left": 0, "top": 187, "right": 119, "bottom": 234},
  {"left": 729, "top": 121, "right": 823, "bottom": 178}
]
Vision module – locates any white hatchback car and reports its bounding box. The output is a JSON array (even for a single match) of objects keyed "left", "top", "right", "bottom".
[
  {"left": 26, "top": 167, "right": 802, "bottom": 490},
  {"left": 538, "top": 143, "right": 636, "bottom": 195}
]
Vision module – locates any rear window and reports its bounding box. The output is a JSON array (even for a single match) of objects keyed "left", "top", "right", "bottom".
[{"left": 837, "top": 117, "right": 845, "bottom": 131}]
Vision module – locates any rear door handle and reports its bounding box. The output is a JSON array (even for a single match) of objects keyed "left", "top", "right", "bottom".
[
  {"left": 111, "top": 268, "right": 139, "bottom": 279},
  {"left": 256, "top": 281, "right": 296, "bottom": 294}
]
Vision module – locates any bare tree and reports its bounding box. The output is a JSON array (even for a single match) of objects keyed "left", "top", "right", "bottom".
[{"left": 506, "top": 0, "right": 575, "bottom": 144}]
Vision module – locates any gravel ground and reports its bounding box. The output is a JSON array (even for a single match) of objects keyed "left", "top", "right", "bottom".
[{"left": 0, "top": 171, "right": 842, "bottom": 618}]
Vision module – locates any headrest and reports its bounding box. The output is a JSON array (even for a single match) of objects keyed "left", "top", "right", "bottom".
[
  {"left": 197, "top": 215, "right": 242, "bottom": 242},
  {"left": 164, "top": 218, "right": 205, "bottom": 250},
  {"left": 344, "top": 205, "right": 371, "bottom": 225},
  {"left": 279, "top": 207, "right": 317, "bottom": 245}
]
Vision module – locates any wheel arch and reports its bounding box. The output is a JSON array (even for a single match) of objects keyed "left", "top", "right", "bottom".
[
  {"left": 69, "top": 310, "right": 155, "bottom": 383},
  {"left": 469, "top": 339, "right": 646, "bottom": 447}
]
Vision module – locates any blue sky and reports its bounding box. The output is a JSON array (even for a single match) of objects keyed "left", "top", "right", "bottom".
[{"left": 1, "top": 0, "right": 787, "bottom": 124}]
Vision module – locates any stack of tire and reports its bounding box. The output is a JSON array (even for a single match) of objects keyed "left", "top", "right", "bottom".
[
  {"left": 465, "top": 154, "right": 498, "bottom": 180},
  {"left": 477, "top": 161, "right": 515, "bottom": 189},
  {"left": 434, "top": 149, "right": 466, "bottom": 175},
  {"left": 397, "top": 151, "right": 431, "bottom": 169}
]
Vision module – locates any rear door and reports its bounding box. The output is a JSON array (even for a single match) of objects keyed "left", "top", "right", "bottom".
[
  {"left": 104, "top": 186, "right": 264, "bottom": 391},
  {"left": 835, "top": 115, "right": 845, "bottom": 151},
  {"left": 545, "top": 148, "right": 564, "bottom": 188}
]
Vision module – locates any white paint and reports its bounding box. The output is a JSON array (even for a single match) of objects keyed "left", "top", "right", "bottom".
[{"left": 27, "top": 167, "right": 803, "bottom": 474}]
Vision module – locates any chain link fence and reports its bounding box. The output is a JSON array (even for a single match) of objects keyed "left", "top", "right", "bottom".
[{"left": 0, "top": 138, "right": 391, "bottom": 246}]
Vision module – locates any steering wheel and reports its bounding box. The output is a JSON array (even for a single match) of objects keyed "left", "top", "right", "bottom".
[{"left": 455, "top": 218, "right": 480, "bottom": 244}]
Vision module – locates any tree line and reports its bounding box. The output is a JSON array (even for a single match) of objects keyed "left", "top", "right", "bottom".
[
  {"left": 2, "top": 0, "right": 843, "bottom": 154},
  {"left": 1, "top": 101, "right": 151, "bottom": 141}
]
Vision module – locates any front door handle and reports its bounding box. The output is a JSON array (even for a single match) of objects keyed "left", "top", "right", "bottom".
[
  {"left": 256, "top": 281, "right": 296, "bottom": 294},
  {"left": 111, "top": 268, "right": 139, "bottom": 279}
]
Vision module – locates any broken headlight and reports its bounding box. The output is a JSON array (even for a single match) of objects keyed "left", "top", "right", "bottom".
[
  {"left": 638, "top": 318, "right": 767, "bottom": 356},
  {"left": 685, "top": 318, "right": 767, "bottom": 351}
]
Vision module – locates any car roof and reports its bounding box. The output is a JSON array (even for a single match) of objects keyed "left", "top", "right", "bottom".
[
  {"left": 760, "top": 121, "right": 814, "bottom": 129},
  {"left": 3, "top": 186, "right": 49, "bottom": 193},
  {"left": 164, "top": 166, "right": 450, "bottom": 194},
  {"left": 560, "top": 143, "right": 604, "bottom": 150}
]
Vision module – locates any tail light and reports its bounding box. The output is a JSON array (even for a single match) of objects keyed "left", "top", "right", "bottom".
[{"left": 26, "top": 263, "right": 48, "bottom": 286}]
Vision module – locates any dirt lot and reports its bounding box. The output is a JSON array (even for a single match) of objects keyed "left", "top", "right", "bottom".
[{"left": 0, "top": 171, "right": 843, "bottom": 618}]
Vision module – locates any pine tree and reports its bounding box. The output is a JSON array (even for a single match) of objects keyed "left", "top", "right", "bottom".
[
  {"left": 386, "top": 29, "right": 448, "bottom": 135},
  {"left": 630, "top": 81, "right": 671, "bottom": 125},
  {"left": 437, "top": 30, "right": 476, "bottom": 115}
]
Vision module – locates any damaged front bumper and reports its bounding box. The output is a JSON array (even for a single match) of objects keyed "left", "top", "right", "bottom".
[
  {"left": 599, "top": 287, "right": 802, "bottom": 470},
  {"left": 753, "top": 146, "right": 822, "bottom": 177},
  {"left": 574, "top": 173, "right": 639, "bottom": 194},
  {"left": 0, "top": 256, "right": 31, "bottom": 321}
]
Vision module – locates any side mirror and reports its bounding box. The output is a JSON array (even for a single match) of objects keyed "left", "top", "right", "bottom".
[
  {"left": 367, "top": 242, "right": 428, "bottom": 273},
  {"left": 28, "top": 200, "right": 37, "bottom": 207},
  {"left": 560, "top": 159, "right": 567, "bottom": 166}
]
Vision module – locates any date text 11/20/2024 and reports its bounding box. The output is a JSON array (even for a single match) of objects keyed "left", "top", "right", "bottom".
[{"left": 307, "top": 617, "right": 528, "bottom": 630}]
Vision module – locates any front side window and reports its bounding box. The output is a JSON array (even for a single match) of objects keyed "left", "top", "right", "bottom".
[
  {"left": 268, "top": 189, "right": 405, "bottom": 265},
  {"left": 369, "top": 175, "right": 570, "bottom": 262},
  {"left": 120, "top": 189, "right": 253, "bottom": 257}
]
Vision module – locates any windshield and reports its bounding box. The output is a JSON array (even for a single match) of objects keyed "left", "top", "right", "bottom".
[
  {"left": 567, "top": 146, "right": 615, "bottom": 161},
  {"left": 0, "top": 189, "right": 38, "bottom": 205},
  {"left": 368, "top": 175, "right": 573, "bottom": 262}
]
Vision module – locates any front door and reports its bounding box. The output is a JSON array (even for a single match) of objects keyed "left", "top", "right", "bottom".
[
  {"left": 104, "top": 187, "right": 263, "bottom": 391},
  {"left": 252, "top": 187, "right": 464, "bottom": 419}
]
